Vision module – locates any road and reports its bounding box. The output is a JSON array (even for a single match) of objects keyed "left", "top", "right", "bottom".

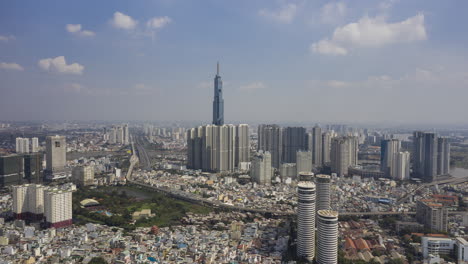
[
  {"left": 125, "top": 135, "right": 139, "bottom": 180},
  {"left": 127, "top": 180, "right": 468, "bottom": 217},
  {"left": 134, "top": 134, "right": 151, "bottom": 170},
  {"left": 397, "top": 175, "right": 468, "bottom": 203}
]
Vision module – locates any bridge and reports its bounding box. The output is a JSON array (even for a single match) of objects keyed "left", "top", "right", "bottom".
[
  {"left": 125, "top": 135, "right": 139, "bottom": 180},
  {"left": 397, "top": 176, "right": 468, "bottom": 203}
]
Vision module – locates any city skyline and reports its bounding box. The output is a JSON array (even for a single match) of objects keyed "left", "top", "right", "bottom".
[{"left": 1, "top": 1, "right": 468, "bottom": 124}]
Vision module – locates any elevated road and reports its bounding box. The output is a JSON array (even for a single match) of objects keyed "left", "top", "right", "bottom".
[
  {"left": 397, "top": 176, "right": 468, "bottom": 203},
  {"left": 125, "top": 135, "right": 139, "bottom": 180},
  {"left": 127, "top": 180, "right": 468, "bottom": 217},
  {"left": 134, "top": 135, "right": 151, "bottom": 170}
]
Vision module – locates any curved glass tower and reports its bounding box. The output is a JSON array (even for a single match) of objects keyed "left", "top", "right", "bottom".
[{"left": 212, "top": 62, "right": 224, "bottom": 125}]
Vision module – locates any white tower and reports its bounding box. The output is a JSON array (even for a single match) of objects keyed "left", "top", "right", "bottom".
[
  {"left": 317, "top": 210, "right": 339, "bottom": 264},
  {"left": 297, "top": 181, "right": 316, "bottom": 261},
  {"left": 315, "top": 174, "right": 331, "bottom": 212}
]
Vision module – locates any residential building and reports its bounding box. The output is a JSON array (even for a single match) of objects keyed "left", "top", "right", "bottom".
[
  {"left": 317, "top": 210, "right": 338, "bottom": 264},
  {"left": 44, "top": 189, "right": 73, "bottom": 228},
  {"left": 296, "top": 150, "right": 312, "bottom": 176},
  {"left": 416, "top": 199, "right": 449, "bottom": 232},
  {"left": 257, "top": 124, "right": 282, "bottom": 168},
  {"left": 381, "top": 139, "right": 401, "bottom": 178},
  {"left": 282, "top": 127, "right": 307, "bottom": 163},
  {"left": 250, "top": 151, "right": 272, "bottom": 185},
  {"left": 12, "top": 184, "right": 45, "bottom": 221},
  {"left": 297, "top": 181, "right": 316, "bottom": 261},
  {"left": 72, "top": 166, "right": 95, "bottom": 187},
  {"left": 330, "top": 136, "right": 358, "bottom": 176},
  {"left": 315, "top": 174, "right": 331, "bottom": 212}
]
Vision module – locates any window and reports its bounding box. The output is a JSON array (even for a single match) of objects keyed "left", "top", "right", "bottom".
[{"left": 55, "top": 142, "right": 60, "bottom": 148}]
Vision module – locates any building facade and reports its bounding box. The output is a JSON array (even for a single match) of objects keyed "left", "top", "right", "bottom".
[
  {"left": 44, "top": 189, "right": 73, "bottom": 228},
  {"left": 297, "top": 181, "right": 316, "bottom": 261},
  {"left": 296, "top": 150, "right": 312, "bottom": 176},
  {"left": 250, "top": 151, "right": 272, "bottom": 185},
  {"left": 316, "top": 210, "right": 338, "bottom": 264},
  {"left": 315, "top": 174, "right": 331, "bottom": 212},
  {"left": 330, "top": 136, "right": 358, "bottom": 176},
  {"left": 416, "top": 199, "right": 449, "bottom": 232},
  {"left": 212, "top": 62, "right": 224, "bottom": 126},
  {"left": 257, "top": 124, "right": 282, "bottom": 168},
  {"left": 282, "top": 127, "right": 307, "bottom": 163}
]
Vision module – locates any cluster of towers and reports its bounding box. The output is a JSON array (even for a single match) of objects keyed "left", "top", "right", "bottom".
[
  {"left": 296, "top": 174, "right": 338, "bottom": 263},
  {"left": 15, "top": 137, "right": 39, "bottom": 153}
]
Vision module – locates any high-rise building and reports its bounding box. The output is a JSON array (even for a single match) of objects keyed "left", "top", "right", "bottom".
[
  {"left": 413, "top": 132, "right": 450, "bottom": 181},
  {"left": 31, "top": 137, "right": 39, "bottom": 153},
  {"left": 311, "top": 125, "right": 322, "bottom": 167},
  {"left": 296, "top": 150, "right": 312, "bottom": 176},
  {"left": 282, "top": 127, "right": 307, "bottom": 163},
  {"left": 12, "top": 184, "right": 45, "bottom": 221},
  {"left": 46, "top": 135, "right": 66, "bottom": 173},
  {"left": 315, "top": 174, "right": 331, "bottom": 212},
  {"left": 298, "top": 171, "right": 314, "bottom": 182},
  {"left": 187, "top": 124, "right": 248, "bottom": 172},
  {"left": 257, "top": 124, "right": 282, "bottom": 168},
  {"left": 15, "top": 137, "right": 30, "bottom": 153},
  {"left": 123, "top": 124, "right": 129, "bottom": 145},
  {"left": 297, "top": 181, "right": 316, "bottom": 261},
  {"left": 212, "top": 62, "right": 224, "bottom": 126},
  {"left": 0, "top": 153, "right": 43, "bottom": 187},
  {"left": 316, "top": 210, "right": 339, "bottom": 264},
  {"left": 321, "top": 131, "right": 334, "bottom": 165},
  {"left": 235, "top": 124, "right": 250, "bottom": 166},
  {"left": 392, "top": 151, "right": 410, "bottom": 180},
  {"left": 437, "top": 137, "right": 450, "bottom": 176},
  {"left": 416, "top": 199, "right": 448, "bottom": 232},
  {"left": 330, "top": 136, "right": 358, "bottom": 176},
  {"left": 250, "top": 151, "right": 272, "bottom": 185},
  {"left": 44, "top": 189, "right": 73, "bottom": 228},
  {"left": 381, "top": 139, "right": 401, "bottom": 178},
  {"left": 72, "top": 166, "right": 95, "bottom": 187},
  {"left": 279, "top": 163, "right": 296, "bottom": 180}
]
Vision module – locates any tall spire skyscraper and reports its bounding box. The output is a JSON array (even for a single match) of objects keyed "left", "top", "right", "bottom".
[{"left": 212, "top": 62, "right": 224, "bottom": 125}]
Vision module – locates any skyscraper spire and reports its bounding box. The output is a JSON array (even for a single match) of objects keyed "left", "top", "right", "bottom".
[{"left": 213, "top": 62, "right": 224, "bottom": 125}]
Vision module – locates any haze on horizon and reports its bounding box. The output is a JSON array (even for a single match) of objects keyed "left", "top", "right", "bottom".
[{"left": 1, "top": 0, "right": 468, "bottom": 125}]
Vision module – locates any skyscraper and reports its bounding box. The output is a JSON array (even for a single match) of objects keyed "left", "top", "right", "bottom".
[
  {"left": 321, "top": 131, "right": 333, "bottom": 165},
  {"left": 44, "top": 189, "right": 73, "bottom": 228},
  {"left": 296, "top": 150, "right": 312, "bottom": 176},
  {"left": 311, "top": 125, "right": 322, "bottom": 167},
  {"left": 381, "top": 139, "right": 401, "bottom": 178},
  {"left": 416, "top": 199, "right": 448, "bottom": 232},
  {"left": 46, "top": 135, "right": 66, "bottom": 173},
  {"left": 31, "top": 137, "right": 39, "bottom": 153},
  {"left": 437, "top": 137, "right": 450, "bottom": 176},
  {"left": 297, "top": 181, "right": 316, "bottom": 261},
  {"left": 12, "top": 184, "right": 45, "bottom": 221},
  {"left": 392, "top": 151, "right": 410, "bottom": 180},
  {"left": 317, "top": 210, "right": 339, "bottom": 264},
  {"left": 250, "top": 151, "right": 272, "bottom": 185},
  {"left": 330, "top": 136, "right": 358, "bottom": 176},
  {"left": 187, "top": 124, "right": 249, "bottom": 172},
  {"left": 315, "top": 174, "right": 331, "bottom": 212},
  {"left": 235, "top": 124, "right": 250, "bottom": 166},
  {"left": 212, "top": 62, "right": 224, "bottom": 126},
  {"left": 257, "top": 124, "right": 282, "bottom": 168},
  {"left": 282, "top": 127, "right": 307, "bottom": 163},
  {"left": 413, "top": 132, "right": 449, "bottom": 181}
]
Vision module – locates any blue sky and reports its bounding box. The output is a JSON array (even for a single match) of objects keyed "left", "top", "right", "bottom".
[{"left": 1, "top": 0, "right": 467, "bottom": 124}]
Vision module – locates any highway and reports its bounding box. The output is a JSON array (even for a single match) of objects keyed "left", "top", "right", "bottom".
[
  {"left": 133, "top": 134, "right": 151, "bottom": 170},
  {"left": 397, "top": 175, "right": 468, "bottom": 203},
  {"left": 125, "top": 135, "right": 139, "bottom": 180},
  {"left": 127, "top": 180, "right": 468, "bottom": 218}
]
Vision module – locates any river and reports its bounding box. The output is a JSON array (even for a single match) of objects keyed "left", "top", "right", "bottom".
[{"left": 450, "top": 167, "right": 468, "bottom": 178}]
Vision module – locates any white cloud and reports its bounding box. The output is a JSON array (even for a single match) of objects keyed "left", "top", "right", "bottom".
[
  {"left": 0, "top": 35, "right": 15, "bottom": 42},
  {"left": 310, "top": 39, "right": 347, "bottom": 55},
  {"left": 66, "top": 24, "right": 95, "bottom": 37},
  {"left": 311, "top": 13, "right": 427, "bottom": 55},
  {"left": 38, "top": 56, "right": 84, "bottom": 75},
  {"left": 321, "top": 2, "right": 347, "bottom": 24},
  {"left": 111, "top": 12, "right": 138, "bottom": 30},
  {"left": 259, "top": 4, "right": 297, "bottom": 23},
  {"left": 147, "top": 16, "right": 172, "bottom": 29},
  {"left": 239, "top": 81, "right": 266, "bottom": 91},
  {"left": 0, "top": 62, "right": 24, "bottom": 71}
]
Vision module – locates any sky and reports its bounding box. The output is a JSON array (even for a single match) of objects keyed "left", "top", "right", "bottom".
[{"left": 1, "top": 0, "right": 468, "bottom": 125}]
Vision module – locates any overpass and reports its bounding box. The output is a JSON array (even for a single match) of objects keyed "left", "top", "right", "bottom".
[
  {"left": 127, "top": 180, "right": 468, "bottom": 217},
  {"left": 397, "top": 176, "right": 468, "bottom": 203}
]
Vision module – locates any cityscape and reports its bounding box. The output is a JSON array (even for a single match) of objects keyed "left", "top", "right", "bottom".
[{"left": 1, "top": 1, "right": 468, "bottom": 264}]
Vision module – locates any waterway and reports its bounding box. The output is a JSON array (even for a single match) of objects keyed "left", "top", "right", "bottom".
[{"left": 450, "top": 167, "right": 468, "bottom": 178}]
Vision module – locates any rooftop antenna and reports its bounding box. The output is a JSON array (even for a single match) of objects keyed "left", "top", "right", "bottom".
[{"left": 217, "top": 61, "right": 219, "bottom": 75}]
